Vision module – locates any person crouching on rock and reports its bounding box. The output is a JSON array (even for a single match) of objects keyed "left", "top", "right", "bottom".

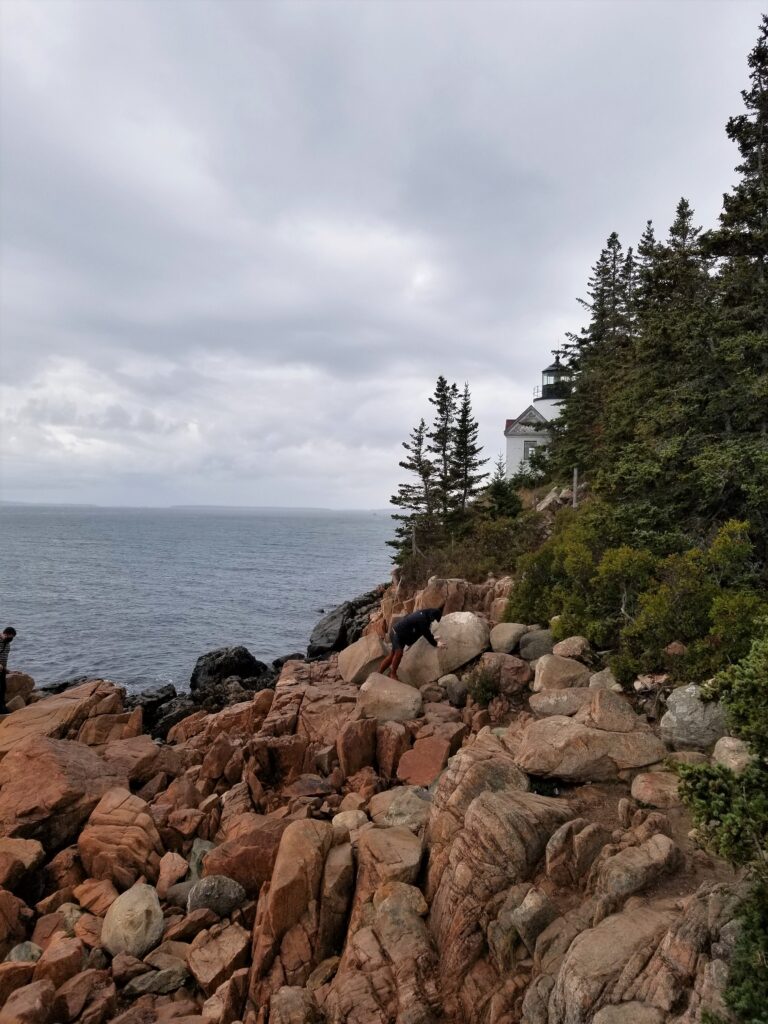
[
  {"left": 0, "top": 626, "right": 17, "bottom": 715},
  {"left": 379, "top": 607, "right": 446, "bottom": 681}
]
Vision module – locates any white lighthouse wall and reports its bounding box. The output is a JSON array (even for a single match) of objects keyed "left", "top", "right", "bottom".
[{"left": 505, "top": 433, "right": 550, "bottom": 478}]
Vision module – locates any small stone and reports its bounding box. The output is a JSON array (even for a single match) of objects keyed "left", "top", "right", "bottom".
[
  {"left": 5, "top": 941, "right": 43, "bottom": 963},
  {"left": 589, "top": 667, "right": 623, "bottom": 692},
  {"left": 712, "top": 736, "right": 752, "bottom": 775},
  {"left": 187, "top": 875, "right": 246, "bottom": 918},
  {"left": 101, "top": 884, "right": 164, "bottom": 958},
  {"left": 630, "top": 772, "right": 681, "bottom": 808}
]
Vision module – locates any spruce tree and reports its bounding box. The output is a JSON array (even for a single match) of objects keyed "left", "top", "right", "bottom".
[
  {"left": 485, "top": 455, "right": 522, "bottom": 519},
  {"left": 427, "top": 376, "right": 459, "bottom": 519},
  {"left": 451, "top": 383, "right": 489, "bottom": 514},
  {"left": 706, "top": 15, "right": 768, "bottom": 439},
  {"left": 388, "top": 418, "right": 436, "bottom": 555}
]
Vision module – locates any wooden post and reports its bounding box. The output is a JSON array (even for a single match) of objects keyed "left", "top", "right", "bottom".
[{"left": 573, "top": 466, "right": 578, "bottom": 509}]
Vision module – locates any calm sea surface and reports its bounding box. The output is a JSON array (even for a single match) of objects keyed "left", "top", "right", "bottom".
[{"left": 0, "top": 505, "right": 393, "bottom": 691}]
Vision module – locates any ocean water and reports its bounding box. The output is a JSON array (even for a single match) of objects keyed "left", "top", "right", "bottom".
[{"left": 0, "top": 504, "right": 394, "bottom": 692}]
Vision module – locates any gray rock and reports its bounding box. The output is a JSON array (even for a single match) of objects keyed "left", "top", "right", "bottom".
[
  {"left": 660, "top": 684, "right": 727, "bottom": 752},
  {"left": 123, "top": 964, "right": 189, "bottom": 997},
  {"left": 5, "top": 942, "right": 42, "bottom": 963},
  {"left": 307, "top": 603, "right": 353, "bottom": 659},
  {"left": 165, "top": 880, "right": 196, "bottom": 908},
  {"left": 490, "top": 623, "right": 528, "bottom": 654},
  {"left": 589, "top": 667, "right": 623, "bottom": 692},
  {"left": 151, "top": 695, "right": 198, "bottom": 739},
  {"left": 189, "top": 838, "right": 216, "bottom": 880},
  {"left": 57, "top": 902, "right": 83, "bottom": 935},
  {"left": 101, "top": 884, "right": 164, "bottom": 958},
  {"left": 357, "top": 673, "right": 423, "bottom": 723},
  {"left": 529, "top": 689, "right": 594, "bottom": 718},
  {"left": 442, "top": 674, "right": 469, "bottom": 707},
  {"left": 519, "top": 629, "right": 554, "bottom": 661},
  {"left": 187, "top": 874, "right": 246, "bottom": 917},
  {"left": 508, "top": 887, "right": 558, "bottom": 954}
]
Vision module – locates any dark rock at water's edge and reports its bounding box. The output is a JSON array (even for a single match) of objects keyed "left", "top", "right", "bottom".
[
  {"left": 125, "top": 684, "right": 183, "bottom": 738},
  {"left": 38, "top": 675, "right": 92, "bottom": 695},
  {"left": 150, "top": 695, "right": 198, "bottom": 738},
  {"left": 307, "top": 586, "right": 384, "bottom": 659},
  {"left": 187, "top": 646, "right": 278, "bottom": 715},
  {"left": 190, "top": 646, "right": 270, "bottom": 692},
  {"left": 272, "top": 652, "right": 305, "bottom": 671}
]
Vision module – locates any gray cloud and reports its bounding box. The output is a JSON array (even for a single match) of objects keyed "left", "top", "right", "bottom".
[{"left": 0, "top": 0, "right": 762, "bottom": 506}]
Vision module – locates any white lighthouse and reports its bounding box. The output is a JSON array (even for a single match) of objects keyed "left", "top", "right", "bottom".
[{"left": 504, "top": 355, "right": 570, "bottom": 479}]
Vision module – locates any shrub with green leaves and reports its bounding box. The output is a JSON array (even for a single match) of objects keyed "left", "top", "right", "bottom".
[
  {"left": 678, "top": 622, "right": 768, "bottom": 1023},
  {"left": 467, "top": 666, "right": 500, "bottom": 708},
  {"left": 507, "top": 513, "right": 764, "bottom": 684}
]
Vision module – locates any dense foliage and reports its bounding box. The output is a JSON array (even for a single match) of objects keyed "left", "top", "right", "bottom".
[{"left": 509, "top": 21, "right": 768, "bottom": 1021}]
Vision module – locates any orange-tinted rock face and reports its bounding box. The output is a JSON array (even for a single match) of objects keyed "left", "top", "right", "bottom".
[
  {"left": 78, "top": 788, "right": 164, "bottom": 889},
  {"left": 0, "top": 736, "right": 126, "bottom": 849},
  {"left": 0, "top": 581, "right": 743, "bottom": 1024}
]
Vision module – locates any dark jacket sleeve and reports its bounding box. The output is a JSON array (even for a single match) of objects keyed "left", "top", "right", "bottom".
[{"left": 418, "top": 613, "right": 438, "bottom": 647}]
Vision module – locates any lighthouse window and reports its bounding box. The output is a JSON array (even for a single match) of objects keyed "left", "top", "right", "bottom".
[{"left": 524, "top": 441, "right": 538, "bottom": 460}]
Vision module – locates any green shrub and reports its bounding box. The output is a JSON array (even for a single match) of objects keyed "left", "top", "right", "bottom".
[
  {"left": 507, "top": 512, "right": 762, "bottom": 683},
  {"left": 679, "top": 623, "right": 768, "bottom": 1024},
  {"left": 467, "top": 667, "right": 499, "bottom": 708}
]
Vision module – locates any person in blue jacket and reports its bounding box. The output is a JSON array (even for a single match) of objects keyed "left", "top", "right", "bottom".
[{"left": 379, "top": 606, "right": 445, "bottom": 681}]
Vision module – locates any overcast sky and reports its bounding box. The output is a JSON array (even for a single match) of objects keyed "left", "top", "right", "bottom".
[{"left": 0, "top": 0, "right": 762, "bottom": 508}]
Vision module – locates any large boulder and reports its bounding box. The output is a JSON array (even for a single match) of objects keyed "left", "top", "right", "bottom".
[
  {"left": 547, "top": 903, "right": 677, "bottom": 1024},
  {"left": 529, "top": 689, "right": 594, "bottom": 718},
  {"left": 0, "top": 837, "right": 45, "bottom": 890},
  {"left": 202, "top": 817, "right": 292, "bottom": 897},
  {"left": 357, "top": 674, "right": 423, "bottom": 723},
  {"left": 368, "top": 787, "right": 432, "bottom": 834},
  {"left": 307, "top": 603, "right": 352, "bottom": 659},
  {"left": 337, "top": 634, "right": 388, "bottom": 685},
  {"left": 0, "top": 680, "right": 122, "bottom": 758},
  {"left": 477, "top": 652, "right": 532, "bottom": 695},
  {"left": 490, "top": 623, "right": 528, "bottom": 654},
  {"left": 398, "top": 612, "right": 490, "bottom": 687},
  {"left": 396, "top": 736, "right": 450, "bottom": 787},
  {"left": 188, "top": 923, "right": 251, "bottom": 997},
  {"left": 101, "top": 884, "right": 164, "bottom": 958},
  {"left": 190, "top": 647, "right": 270, "bottom": 700},
  {"left": 5, "top": 672, "right": 35, "bottom": 705},
  {"left": 78, "top": 789, "right": 164, "bottom": 889},
  {"left": 533, "top": 654, "right": 591, "bottom": 692},
  {"left": 660, "top": 684, "right": 728, "bottom": 752},
  {"left": 428, "top": 788, "right": 572, "bottom": 1008},
  {"left": 519, "top": 628, "right": 554, "bottom": 661},
  {"left": 515, "top": 716, "right": 665, "bottom": 781},
  {"left": 0, "top": 737, "right": 125, "bottom": 848}
]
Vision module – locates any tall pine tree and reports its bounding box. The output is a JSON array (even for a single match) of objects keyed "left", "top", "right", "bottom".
[
  {"left": 427, "top": 376, "right": 459, "bottom": 519},
  {"left": 388, "top": 418, "right": 436, "bottom": 554},
  {"left": 451, "top": 383, "right": 489, "bottom": 514}
]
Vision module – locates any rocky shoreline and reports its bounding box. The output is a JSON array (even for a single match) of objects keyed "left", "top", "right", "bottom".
[{"left": 0, "top": 575, "right": 747, "bottom": 1024}]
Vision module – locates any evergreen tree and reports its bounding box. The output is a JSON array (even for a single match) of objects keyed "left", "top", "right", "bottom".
[
  {"left": 485, "top": 455, "right": 522, "bottom": 519},
  {"left": 451, "top": 383, "right": 489, "bottom": 513},
  {"left": 705, "top": 16, "right": 768, "bottom": 442},
  {"left": 388, "top": 418, "right": 436, "bottom": 555},
  {"left": 427, "top": 376, "right": 459, "bottom": 519}
]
